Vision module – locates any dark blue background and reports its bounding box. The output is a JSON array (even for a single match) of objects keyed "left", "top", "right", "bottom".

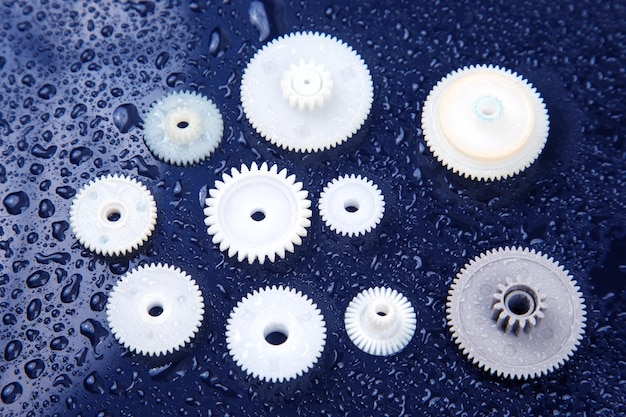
[{"left": 1, "top": 0, "right": 625, "bottom": 416}]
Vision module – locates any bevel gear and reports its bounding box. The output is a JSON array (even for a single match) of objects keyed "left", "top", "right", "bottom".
[
  {"left": 318, "top": 174, "right": 385, "bottom": 237},
  {"left": 447, "top": 247, "right": 586, "bottom": 379},
  {"left": 144, "top": 90, "right": 223, "bottom": 166},
  {"left": 344, "top": 287, "right": 416, "bottom": 356},
  {"left": 203, "top": 162, "right": 312, "bottom": 264},
  {"left": 421, "top": 65, "right": 549, "bottom": 180},
  {"left": 70, "top": 174, "right": 157, "bottom": 256},
  {"left": 106, "top": 263, "right": 204, "bottom": 356},
  {"left": 241, "top": 31, "right": 374, "bottom": 152},
  {"left": 226, "top": 285, "right": 326, "bottom": 383}
]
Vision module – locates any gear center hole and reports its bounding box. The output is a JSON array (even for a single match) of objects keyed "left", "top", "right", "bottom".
[
  {"left": 344, "top": 199, "right": 360, "bottom": 213},
  {"left": 148, "top": 303, "right": 164, "bottom": 317},
  {"left": 375, "top": 304, "right": 389, "bottom": 317},
  {"left": 102, "top": 203, "right": 125, "bottom": 224},
  {"left": 504, "top": 288, "right": 536, "bottom": 316},
  {"left": 475, "top": 96, "right": 503, "bottom": 121},
  {"left": 177, "top": 121, "right": 189, "bottom": 129},
  {"left": 264, "top": 323, "right": 289, "bottom": 346},
  {"left": 250, "top": 210, "right": 266, "bottom": 222}
]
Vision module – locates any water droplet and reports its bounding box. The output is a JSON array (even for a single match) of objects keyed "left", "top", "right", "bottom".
[
  {"left": 83, "top": 371, "right": 106, "bottom": 394},
  {"left": 249, "top": 1, "right": 270, "bottom": 41},
  {"left": 53, "top": 373, "right": 72, "bottom": 388},
  {"left": 38, "top": 199, "right": 55, "bottom": 218},
  {"left": 26, "top": 298, "right": 42, "bottom": 320},
  {"left": 90, "top": 292, "right": 107, "bottom": 311},
  {"left": 31, "top": 144, "right": 58, "bottom": 159},
  {"left": 52, "top": 221, "right": 70, "bottom": 241},
  {"left": 24, "top": 359, "right": 45, "bottom": 379},
  {"left": 208, "top": 27, "right": 231, "bottom": 56},
  {"left": 21, "top": 74, "right": 35, "bottom": 87},
  {"left": 80, "top": 319, "right": 109, "bottom": 350},
  {"left": 101, "top": 25, "right": 113, "bottom": 37},
  {"left": 112, "top": 103, "right": 142, "bottom": 133},
  {"left": 4, "top": 340, "right": 22, "bottom": 361},
  {"left": 1, "top": 382, "right": 22, "bottom": 404},
  {"left": 60, "top": 274, "right": 82, "bottom": 303},
  {"left": 69, "top": 146, "right": 93, "bottom": 165},
  {"left": 35, "top": 252, "right": 71, "bottom": 265},
  {"left": 26, "top": 329, "right": 39, "bottom": 341},
  {"left": 26, "top": 270, "right": 50, "bottom": 288},
  {"left": 55, "top": 185, "right": 76, "bottom": 199},
  {"left": 121, "top": 155, "right": 160, "bottom": 179},
  {"left": 80, "top": 49, "right": 95, "bottom": 63},
  {"left": 70, "top": 103, "right": 88, "bottom": 119},
  {"left": 50, "top": 336, "right": 69, "bottom": 351},
  {"left": 166, "top": 72, "right": 186, "bottom": 88},
  {"left": 37, "top": 83, "right": 57, "bottom": 100},
  {"left": 155, "top": 51, "right": 170, "bottom": 69},
  {"left": 3, "top": 313, "right": 17, "bottom": 325},
  {"left": 3, "top": 191, "right": 30, "bottom": 215}
]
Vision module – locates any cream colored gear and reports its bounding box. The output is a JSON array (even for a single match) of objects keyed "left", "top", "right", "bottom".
[
  {"left": 226, "top": 285, "right": 326, "bottom": 383},
  {"left": 106, "top": 263, "right": 204, "bottom": 356},
  {"left": 344, "top": 287, "right": 416, "bottom": 356},
  {"left": 491, "top": 276, "right": 547, "bottom": 335},
  {"left": 144, "top": 90, "right": 223, "bottom": 166},
  {"left": 318, "top": 174, "right": 385, "bottom": 237},
  {"left": 203, "top": 162, "right": 312, "bottom": 264},
  {"left": 421, "top": 65, "right": 549, "bottom": 180},
  {"left": 70, "top": 174, "right": 157, "bottom": 256},
  {"left": 241, "top": 31, "right": 374, "bottom": 152},
  {"left": 447, "top": 247, "right": 586, "bottom": 379}
]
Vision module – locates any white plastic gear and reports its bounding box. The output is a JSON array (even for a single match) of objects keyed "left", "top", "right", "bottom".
[
  {"left": 241, "top": 31, "right": 374, "bottom": 152},
  {"left": 421, "top": 65, "right": 550, "bottom": 181},
  {"left": 204, "top": 162, "right": 312, "bottom": 264},
  {"left": 70, "top": 174, "right": 157, "bottom": 256},
  {"left": 344, "top": 287, "right": 416, "bottom": 356},
  {"left": 491, "top": 276, "right": 547, "bottom": 335},
  {"left": 144, "top": 90, "right": 224, "bottom": 166},
  {"left": 226, "top": 285, "right": 326, "bottom": 383},
  {"left": 106, "top": 263, "right": 205, "bottom": 356},
  {"left": 318, "top": 174, "right": 385, "bottom": 237},
  {"left": 447, "top": 247, "right": 586, "bottom": 379},
  {"left": 281, "top": 59, "right": 333, "bottom": 111}
]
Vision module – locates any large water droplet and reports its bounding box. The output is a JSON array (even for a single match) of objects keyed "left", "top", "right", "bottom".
[
  {"left": 26, "top": 298, "right": 42, "bottom": 320},
  {"left": 84, "top": 371, "right": 106, "bottom": 394},
  {"left": 80, "top": 319, "right": 109, "bottom": 351},
  {"left": 3, "top": 191, "right": 30, "bottom": 215},
  {"left": 90, "top": 292, "right": 107, "bottom": 312},
  {"left": 69, "top": 146, "right": 93, "bottom": 165},
  {"left": 4, "top": 340, "right": 22, "bottom": 361},
  {"left": 38, "top": 199, "right": 55, "bottom": 218},
  {"left": 155, "top": 51, "right": 169, "bottom": 69},
  {"left": 80, "top": 49, "right": 95, "bottom": 63},
  {"left": 113, "top": 103, "right": 142, "bottom": 133},
  {"left": 37, "top": 83, "right": 57, "bottom": 99},
  {"left": 26, "top": 270, "right": 50, "bottom": 288},
  {"left": 1, "top": 382, "right": 22, "bottom": 404},
  {"left": 61, "top": 274, "right": 82, "bottom": 303},
  {"left": 53, "top": 373, "right": 72, "bottom": 388},
  {"left": 70, "top": 103, "right": 88, "bottom": 119},
  {"left": 50, "top": 336, "right": 69, "bottom": 351},
  {"left": 24, "top": 359, "right": 45, "bottom": 379},
  {"left": 166, "top": 72, "right": 186, "bottom": 88},
  {"left": 31, "top": 144, "right": 58, "bottom": 159}
]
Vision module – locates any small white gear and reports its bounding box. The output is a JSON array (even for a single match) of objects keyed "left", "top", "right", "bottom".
[
  {"left": 344, "top": 287, "right": 416, "bottom": 356},
  {"left": 70, "top": 174, "right": 157, "bottom": 256},
  {"left": 204, "top": 162, "right": 312, "bottom": 264},
  {"left": 318, "top": 174, "right": 385, "bottom": 237},
  {"left": 144, "top": 90, "right": 224, "bottom": 166},
  {"left": 447, "top": 247, "right": 586, "bottom": 379},
  {"left": 106, "top": 263, "right": 205, "bottom": 356},
  {"left": 241, "top": 31, "right": 374, "bottom": 152},
  {"left": 226, "top": 285, "right": 326, "bottom": 383},
  {"left": 421, "top": 65, "right": 550, "bottom": 181}
]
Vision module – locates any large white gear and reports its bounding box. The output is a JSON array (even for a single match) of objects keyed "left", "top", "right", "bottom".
[
  {"left": 226, "top": 285, "right": 326, "bottom": 383},
  {"left": 421, "top": 65, "right": 550, "bottom": 181},
  {"left": 447, "top": 247, "right": 586, "bottom": 379},
  {"left": 344, "top": 287, "right": 416, "bottom": 356},
  {"left": 318, "top": 174, "right": 385, "bottom": 237},
  {"left": 70, "top": 174, "right": 157, "bottom": 256},
  {"left": 241, "top": 31, "right": 374, "bottom": 152},
  {"left": 106, "top": 263, "right": 205, "bottom": 356},
  {"left": 144, "top": 90, "right": 223, "bottom": 166},
  {"left": 204, "top": 162, "right": 312, "bottom": 264}
]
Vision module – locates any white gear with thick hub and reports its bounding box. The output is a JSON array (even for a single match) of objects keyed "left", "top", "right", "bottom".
[
  {"left": 344, "top": 287, "right": 416, "bottom": 356},
  {"left": 318, "top": 174, "right": 385, "bottom": 237},
  {"left": 203, "top": 162, "right": 312, "bottom": 264},
  {"left": 106, "top": 263, "right": 204, "bottom": 356},
  {"left": 421, "top": 65, "right": 549, "bottom": 180},
  {"left": 144, "top": 90, "right": 223, "bottom": 166},
  {"left": 447, "top": 247, "right": 586, "bottom": 379},
  {"left": 226, "top": 285, "right": 326, "bottom": 383},
  {"left": 70, "top": 174, "right": 157, "bottom": 256},
  {"left": 241, "top": 31, "right": 374, "bottom": 152},
  {"left": 491, "top": 276, "right": 547, "bottom": 335}
]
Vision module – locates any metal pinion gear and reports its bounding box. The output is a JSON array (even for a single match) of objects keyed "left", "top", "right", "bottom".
[
  {"left": 203, "top": 162, "right": 312, "bottom": 264},
  {"left": 70, "top": 174, "right": 157, "bottom": 256},
  {"left": 447, "top": 247, "right": 586, "bottom": 379},
  {"left": 421, "top": 65, "right": 550, "bottom": 181},
  {"left": 106, "top": 263, "right": 205, "bottom": 356},
  {"left": 241, "top": 31, "right": 374, "bottom": 152},
  {"left": 226, "top": 285, "right": 327, "bottom": 383},
  {"left": 144, "top": 90, "right": 223, "bottom": 166},
  {"left": 318, "top": 174, "right": 385, "bottom": 237},
  {"left": 344, "top": 287, "right": 416, "bottom": 356}
]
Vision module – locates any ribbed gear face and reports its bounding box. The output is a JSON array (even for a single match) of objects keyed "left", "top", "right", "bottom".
[
  {"left": 318, "top": 174, "right": 385, "bottom": 237},
  {"left": 421, "top": 65, "right": 550, "bottom": 181},
  {"left": 447, "top": 247, "right": 586, "bottom": 379},
  {"left": 344, "top": 287, "right": 416, "bottom": 356},
  {"left": 241, "top": 31, "right": 374, "bottom": 152},
  {"left": 226, "top": 285, "right": 327, "bottom": 383},
  {"left": 106, "top": 263, "right": 205, "bottom": 357},
  {"left": 203, "top": 162, "right": 312, "bottom": 264},
  {"left": 70, "top": 174, "right": 157, "bottom": 256},
  {"left": 144, "top": 90, "right": 223, "bottom": 166}
]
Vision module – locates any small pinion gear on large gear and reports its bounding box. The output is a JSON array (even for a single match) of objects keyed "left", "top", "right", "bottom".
[
  {"left": 241, "top": 31, "right": 374, "bottom": 152},
  {"left": 70, "top": 174, "right": 157, "bottom": 256},
  {"left": 106, "top": 263, "right": 205, "bottom": 356},
  {"left": 144, "top": 90, "right": 223, "bottom": 166},
  {"left": 204, "top": 162, "right": 312, "bottom": 264},
  {"left": 447, "top": 247, "right": 586, "bottom": 379},
  {"left": 421, "top": 65, "right": 549, "bottom": 181},
  {"left": 226, "top": 285, "right": 327, "bottom": 383}
]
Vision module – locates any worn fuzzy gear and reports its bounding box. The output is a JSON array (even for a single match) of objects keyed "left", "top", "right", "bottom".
[
  {"left": 144, "top": 90, "right": 223, "bottom": 166},
  {"left": 203, "top": 162, "right": 312, "bottom": 264},
  {"left": 318, "top": 174, "right": 385, "bottom": 237},
  {"left": 344, "top": 287, "right": 416, "bottom": 356},
  {"left": 421, "top": 65, "right": 549, "bottom": 181},
  {"left": 226, "top": 285, "right": 326, "bottom": 383},
  {"left": 70, "top": 174, "right": 157, "bottom": 256},
  {"left": 241, "top": 31, "right": 373, "bottom": 152},
  {"left": 106, "top": 263, "right": 205, "bottom": 356},
  {"left": 447, "top": 247, "right": 586, "bottom": 379}
]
